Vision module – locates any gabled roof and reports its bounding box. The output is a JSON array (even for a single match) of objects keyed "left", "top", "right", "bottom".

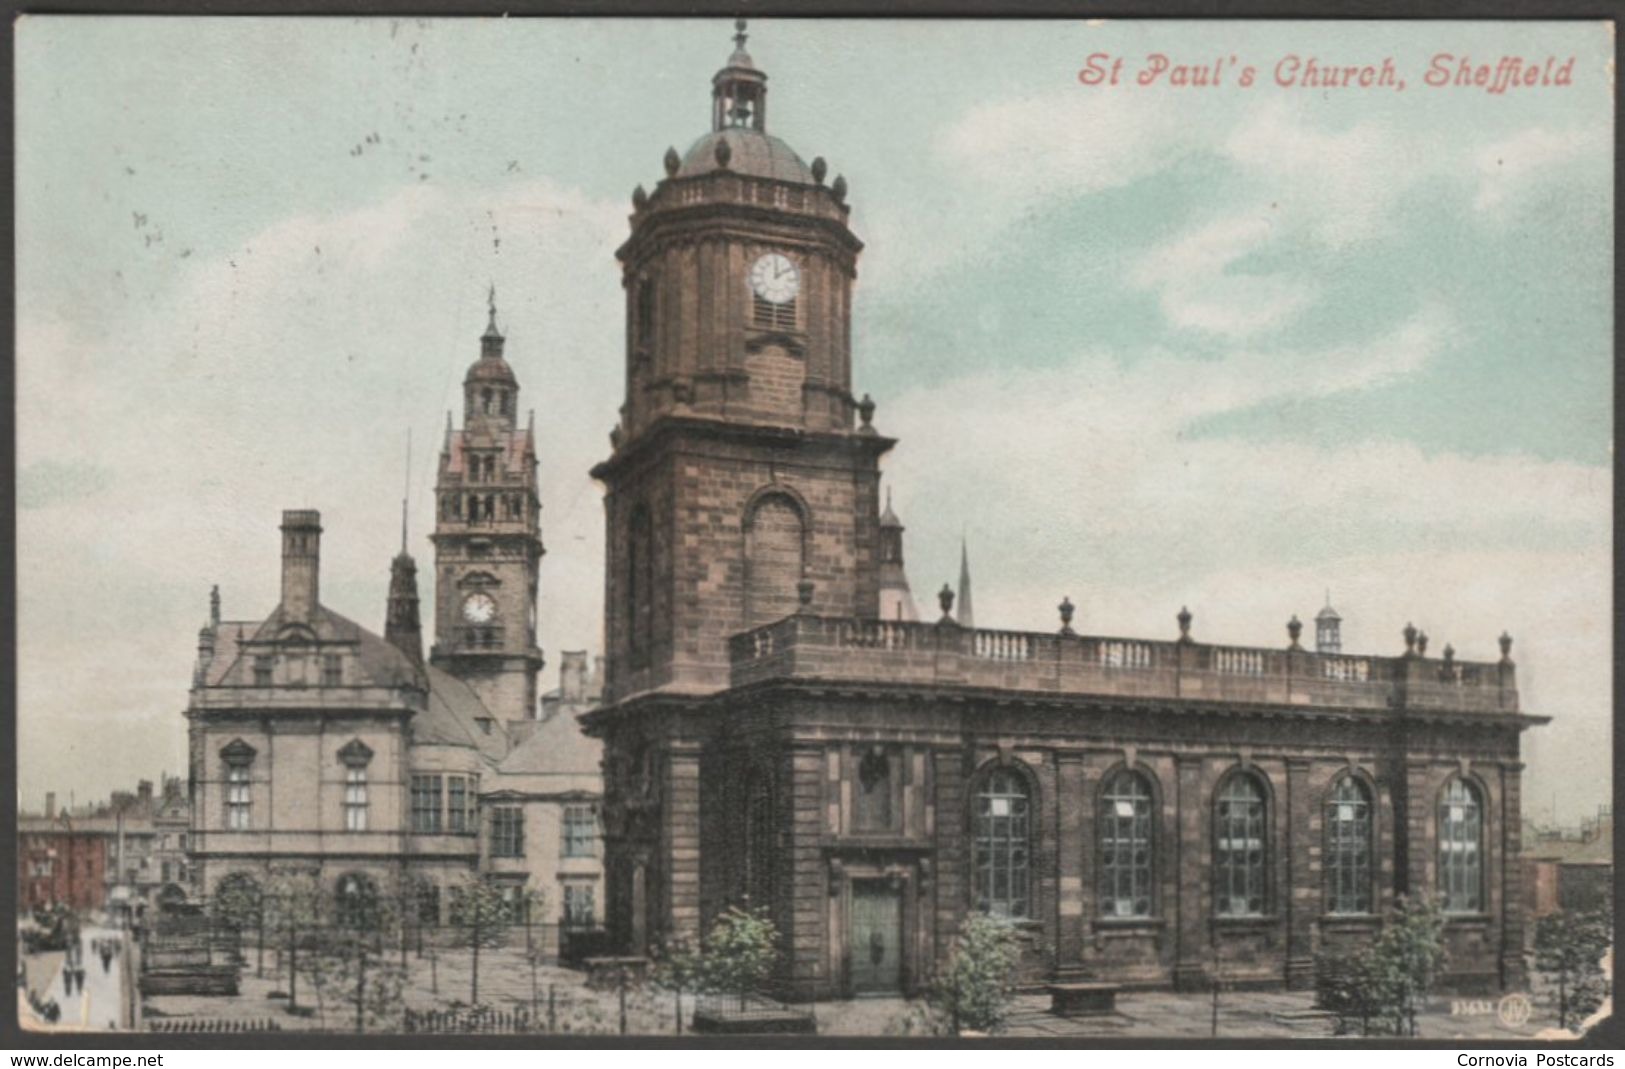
[
  {"left": 496, "top": 705, "right": 602, "bottom": 777},
  {"left": 420, "top": 664, "right": 509, "bottom": 763}
]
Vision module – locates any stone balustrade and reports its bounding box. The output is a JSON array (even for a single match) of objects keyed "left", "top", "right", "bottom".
[{"left": 727, "top": 614, "right": 1519, "bottom": 715}]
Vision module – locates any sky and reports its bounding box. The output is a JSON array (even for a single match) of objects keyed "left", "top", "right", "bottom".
[{"left": 14, "top": 18, "right": 1613, "bottom": 825}]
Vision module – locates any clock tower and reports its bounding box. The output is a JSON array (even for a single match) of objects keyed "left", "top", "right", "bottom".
[
  {"left": 430, "top": 291, "right": 547, "bottom": 721},
  {"left": 593, "top": 21, "right": 893, "bottom": 706}
]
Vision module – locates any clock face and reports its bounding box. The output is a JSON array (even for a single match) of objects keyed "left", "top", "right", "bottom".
[
  {"left": 461, "top": 592, "right": 497, "bottom": 624},
  {"left": 749, "top": 253, "right": 800, "bottom": 304}
]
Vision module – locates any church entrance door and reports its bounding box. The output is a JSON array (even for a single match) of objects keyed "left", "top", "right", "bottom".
[{"left": 849, "top": 880, "right": 901, "bottom": 995}]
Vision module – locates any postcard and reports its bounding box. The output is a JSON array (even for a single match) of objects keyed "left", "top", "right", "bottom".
[{"left": 12, "top": 15, "right": 1614, "bottom": 1044}]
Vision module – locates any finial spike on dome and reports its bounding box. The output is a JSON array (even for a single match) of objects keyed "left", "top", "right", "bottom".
[
  {"left": 482, "top": 284, "right": 504, "bottom": 342},
  {"left": 734, "top": 18, "right": 748, "bottom": 51}
]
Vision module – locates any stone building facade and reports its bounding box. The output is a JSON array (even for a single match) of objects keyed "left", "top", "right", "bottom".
[
  {"left": 583, "top": 24, "right": 1546, "bottom": 999},
  {"left": 183, "top": 303, "right": 601, "bottom": 942}
]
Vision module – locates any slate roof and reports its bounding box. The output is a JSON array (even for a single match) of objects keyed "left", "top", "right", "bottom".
[{"left": 497, "top": 705, "right": 602, "bottom": 778}]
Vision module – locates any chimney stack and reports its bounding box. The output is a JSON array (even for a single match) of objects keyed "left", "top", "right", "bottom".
[
  {"left": 279, "top": 510, "right": 323, "bottom": 620},
  {"left": 561, "top": 651, "right": 589, "bottom": 702}
]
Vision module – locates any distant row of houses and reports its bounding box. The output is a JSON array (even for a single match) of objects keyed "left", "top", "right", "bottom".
[
  {"left": 1524, "top": 805, "right": 1614, "bottom": 922},
  {"left": 18, "top": 775, "right": 192, "bottom": 922}
]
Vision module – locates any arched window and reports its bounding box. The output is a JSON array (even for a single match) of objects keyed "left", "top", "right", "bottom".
[
  {"left": 1439, "top": 778, "right": 1483, "bottom": 913},
  {"left": 481, "top": 388, "right": 494, "bottom": 414},
  {"left": 743, "top": 493, "right": 804, "bottom": 628},
  {"left": 335, "top": 872, "right": 380, "bottom": 928},
  {"left": 1325, "top": 776, "right": 1373, "bottom": 914},
  {"left": 1099, "top": 770, "right": 1154, "bottom": 918},
  {"left": 1215, "top": 773, "right": 1268, "bottom": 916},
  {"left": 627, "top": 505, "right": 652, "bottom": 668},
  {"left": 973, "top": 766, "right": 1032, "bottom": 919}
]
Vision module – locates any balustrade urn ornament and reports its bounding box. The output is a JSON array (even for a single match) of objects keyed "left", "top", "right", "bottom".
[
  {"left": 811, "top": 156, "right": 827, "bottom": 185},
  {"left": 1177, "top": 605, "right": 1193, "bottom": 643},
  {"left": 1499, "top": 631, "right": 1514, "bottom": 662},
  {"left": 1287, "top": 615, "right": 1303, "bottom": 649},
  {"left": 663, "top": 146, "right": 680, "bottom": 177},
  {"left": 609, "top": 425, "right": 624, "bottom": 450},
  {"left": 797, "top": 578, "right": 815, "bottom": 608},
  {"left": 1059, "top": 596, "right": 1076, "bottom": 635},
  {"left": 1443, "top": 643, "right": 1455, "bottom": 664},
  {"left": 857, "top": 393, "right": 876, "bottom": 433},
  {"left": 1403, "top": 622, "right": 1418, "bottom": 656},
  {"left": 832, "top": 174, "right": 848, "bottom": 202},
  {"left": 939, "top": 583, "right": 956, "bottom": 623},
  {"left": 714, "top": 137, "right": 732, "bottom": 169},
  {"left": 632, "top": 184, "right": 648, "bottom": 210},
  {"left": 1416, "top": 631, "right": 1429, "bottom": 657}
]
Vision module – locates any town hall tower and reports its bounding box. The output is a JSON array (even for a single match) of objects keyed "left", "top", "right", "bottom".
[{"left": 431, "top": 292, "right": 547, "bottom": 722}]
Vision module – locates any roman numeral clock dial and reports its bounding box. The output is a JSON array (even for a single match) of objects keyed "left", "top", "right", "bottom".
[{"left": 749, "top": 252, "right": 800, "bottom": 304}]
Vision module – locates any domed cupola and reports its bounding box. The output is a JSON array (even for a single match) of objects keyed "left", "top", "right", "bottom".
[
  {"left": 463, "top": 286, "right": 518, "bottom": 429},
  {"left": 676, "top": 20, "right": 817, "bottom": 185}
]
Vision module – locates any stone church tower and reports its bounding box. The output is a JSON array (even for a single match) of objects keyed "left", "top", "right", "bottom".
[
  {"left": 594, "top": 21, "right": 891, "bottom": 704},
  {"left": 590, "top": 22, "right": 892, "bottom": 951},
  {"left": 430, "top": 292, "right": 547, "bottom": 721}
]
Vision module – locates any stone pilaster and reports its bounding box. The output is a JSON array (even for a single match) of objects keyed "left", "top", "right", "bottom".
[
  {"left": 1173, "top": 754, "right": 1207, "bottom": 990},
  {"left": 662, "top": 741, "right": 703, "bottom": 947},
  {"left": 787, "top": 744, "right": 830, "bottom": 998},
  {"left": 1055, "top": 754, "right": 1086, "bottom": 972},
  {"left": 1499, "top": 762, "right": 1527, "bottom": 989},
  {"left": 932, "top": 749, "right": 967, "bottom": 973},
  {"left": 1285, "top": 759, "right": 1315, "bottom": 988}
]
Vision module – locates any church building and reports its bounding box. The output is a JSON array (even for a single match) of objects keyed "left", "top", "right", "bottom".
[{"left": 582, "top": 23, "right": 1546, "bottom": 999}]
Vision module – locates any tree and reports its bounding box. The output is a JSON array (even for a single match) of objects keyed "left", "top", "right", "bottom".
[
  {"left": 448, "top": 876, "right": 530, "bottom": 1006},
  {"left": 651, "top": 937, "right": 708, "bottom": 1033},
  {"left": 1313, "top": 895, "right": 1447, "bottom": 1037},
  {"left": 210, "top": 876, "right": 264, "bottom": 976},
  {"left": 693, "top": 905, "right": 780, "bottom": 1011},
  {"left": 1535, "top": 909, "right": 1612, "bottom": 1030},
  {"left": 263, "top": 871, "right": 326, "bottom": 1014},
  {"left": 926, "top": 913, "right": 1023, "bottom": 1035}
]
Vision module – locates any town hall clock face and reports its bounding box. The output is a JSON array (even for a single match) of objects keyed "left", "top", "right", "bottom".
[
  {"left": 749, "top": 252, "right": 800, "bottom": 304},
  {"left": 461, "top": 592, "right": 497, "bottom": 624}
]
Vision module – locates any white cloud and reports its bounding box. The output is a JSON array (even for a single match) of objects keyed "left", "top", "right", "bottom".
[
  {"left": 874, "top": 319, "right": 1609, "bottom": 829},
  {"left": 1472, "top": 125, "right": 1607, "bottom": 213},
  {"left": 1129, "top": 214, "right": 1318, "bottom": 338},
  {"left": 17, "top": 176, "right": 628, "bottom": 804}
]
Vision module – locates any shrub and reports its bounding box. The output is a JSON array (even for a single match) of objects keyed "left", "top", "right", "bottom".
[{"left": 928, "top": 914, "right": 1023, "bottom": 1034}]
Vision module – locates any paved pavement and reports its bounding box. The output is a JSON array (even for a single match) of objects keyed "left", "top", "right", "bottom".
[
  {"left": 142, "top": 939, "right": 1574, "bottom": 1039},
  {"left": 21, "top": 925, "right": 129, "bottom": 1032}
]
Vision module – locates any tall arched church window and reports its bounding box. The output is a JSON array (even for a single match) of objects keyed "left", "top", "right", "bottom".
[
  {"left": 1439, "top": 778, "right": 1484, "bottom": 913},
  {"left": 743, "top": 493, "right": 804, "bottom": 628},
  {"left": 1099, "top": 770, "right": 1154, "bottom": 918},
  {"left": 1325, "top": 776, "right": 1373, "bottom": 914},
  {"left": 1215, "top": 773, "right": 1268, "bottom": 916},
  {"left": 973, "top": 766, "right": 1032, "bottom": 919}
]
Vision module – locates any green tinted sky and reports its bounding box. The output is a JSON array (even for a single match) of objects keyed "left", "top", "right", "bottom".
[{"left": 15, "top": 18, "right": 1613, "bottom": 822}]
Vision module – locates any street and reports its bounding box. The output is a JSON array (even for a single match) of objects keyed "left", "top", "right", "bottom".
[{"left": 21, "top": 924, "right": 129, "bottom": 1031}]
